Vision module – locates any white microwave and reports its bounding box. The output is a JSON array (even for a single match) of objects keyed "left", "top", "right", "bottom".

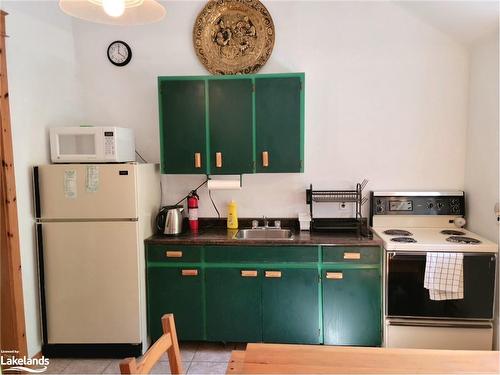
[{"left": 50, "top": 127, "right": 135, "bottom": 163}]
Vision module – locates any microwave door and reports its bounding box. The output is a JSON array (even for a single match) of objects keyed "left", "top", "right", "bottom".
[
  {"left": 50, "top": 128, "right": 104, "bottom": 163},
  {"left": 34, "top": 164, "right": 138, "bottom": 220}
]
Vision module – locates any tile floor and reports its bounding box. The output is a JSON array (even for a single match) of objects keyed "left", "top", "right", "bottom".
[{"left": 44, "top": 342, "right": 246, "bottom": 374}]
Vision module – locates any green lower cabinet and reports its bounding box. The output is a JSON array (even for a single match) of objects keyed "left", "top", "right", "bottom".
[
  {"left": 147, "top": 267, "right": 204, "bottom": 342},
  {"left": 205, "top": 268, "right": 262, "bottom": 342},
  {"left": 262, "top": 268, "right": 320, "bottom": 344},
  {"left": 322, "top": 268, "right": 381, "bottom": 346}
]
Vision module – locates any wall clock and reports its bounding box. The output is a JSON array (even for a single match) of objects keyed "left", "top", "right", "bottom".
[
  {"left": 193, "top": 0, "right": 275, "bottom": 75},
  {"left": 107, "top": 40, "right": 132, "bottom": 67}
]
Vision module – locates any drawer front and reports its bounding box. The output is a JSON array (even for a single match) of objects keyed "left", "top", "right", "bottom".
[
  {"left": 205, "top": 246, "right": 318, "bottom": 263},
  {"left": 322, "top": 246, "right": 380, "bottom": 264},
  {"left": 147, "top": 245, "right": 202, "bottom": 263}
]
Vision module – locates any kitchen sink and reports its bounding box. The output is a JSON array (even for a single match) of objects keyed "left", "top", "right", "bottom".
[{"left": 234, "top": 228, "right": 294, "bottom": 240}]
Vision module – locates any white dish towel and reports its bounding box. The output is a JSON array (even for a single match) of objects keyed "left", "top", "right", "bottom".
[{"left": 424, "top": 252, "right": 464, "bottom": 301}]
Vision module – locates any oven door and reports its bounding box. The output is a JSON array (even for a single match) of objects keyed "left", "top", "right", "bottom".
[{"left": 386, "top": 252, "right": 496, "bottom": 319}]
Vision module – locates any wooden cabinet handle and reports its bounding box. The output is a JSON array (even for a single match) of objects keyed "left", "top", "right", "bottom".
[
  {"left": 166, "top": 251, "right": 183, "bottom": 258},
  {"left": 181, "top": 269, "right": 198, "bottom": 276},
  {"left": 215, "top": 152, "right": 222, "bottom": 168},
  {"left": 262, "top": 151, "right": 269, "bottom": 167},
  {"left": 344, "top": 252, "right": 361, "bottom": 260},
  {"left": 241, "top": 270, "right": 258, "bottom": 277},
  {"left": 194, "top": 153, "right": 201, "bottom": 168},
  {"left": 265, "top": 271, "right": 282, "bottom": 278},
  {"left": 326, "top": 272, "right": 343, "bottom": 280}
]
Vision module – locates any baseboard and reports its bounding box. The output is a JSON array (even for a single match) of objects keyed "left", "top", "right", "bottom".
[{"left": 42, "top": 343, "right": 142, "bottom": 358}]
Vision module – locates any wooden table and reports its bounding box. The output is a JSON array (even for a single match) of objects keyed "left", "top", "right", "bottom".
[{"left": 227, "top": 343, "right": 500, "bottom": 374}]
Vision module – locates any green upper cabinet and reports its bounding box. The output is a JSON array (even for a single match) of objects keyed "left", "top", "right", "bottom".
[
  {"left": 158, "top": 73, "right": 305, "bottom": 175},
  {"left": 158, "top": 79, "right": 207, "bottom": 174},
  {"left": 255, "top": 76, "right": 304, "bottom": 172},
  {"left": 208, "top": 79, "right": 254, "bottom": 174}
]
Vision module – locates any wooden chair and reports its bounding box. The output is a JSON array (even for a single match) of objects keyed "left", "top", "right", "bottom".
[{"left": 120, "top": 314, "right": 183, "bottom": 374}]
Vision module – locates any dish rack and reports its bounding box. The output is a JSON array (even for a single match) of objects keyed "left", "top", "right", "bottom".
[{"left": 306, "top": 179, "right": 368, "bottom": 237}]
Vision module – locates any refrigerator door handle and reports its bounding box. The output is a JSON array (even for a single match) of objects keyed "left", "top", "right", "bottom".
[
  {"left": 36, "top": 223, "right": 48, "bottom": 344},
  {"left": 33, "top": 166, "right": 41, "bottom": 219}
]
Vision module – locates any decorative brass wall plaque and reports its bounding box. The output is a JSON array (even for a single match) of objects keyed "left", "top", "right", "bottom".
[{"left": 193, "top": 0, "right": 275, "bottom": 75}]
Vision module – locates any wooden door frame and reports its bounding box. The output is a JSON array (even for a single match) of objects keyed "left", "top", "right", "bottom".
[{"left": 0, "top": 9, "right": 28, "bottom": 358}]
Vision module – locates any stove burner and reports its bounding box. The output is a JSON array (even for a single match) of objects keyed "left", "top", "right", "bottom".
[
  {"left": 384, "top": 229, "right": 413, "bottom": 236},
  {"left": 391, "top": 237, "right": 417, "bottom": 243},
  {"left": 440, "top": 230, "right": 466, "bottom": 236},
  {"left": 446, "top": 236, "right": 481, "bottom": 244}
]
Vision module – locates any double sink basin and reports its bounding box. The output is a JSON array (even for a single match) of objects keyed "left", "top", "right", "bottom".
[{"left": 233, "top": 228, "right": 294, "bottom": 240}]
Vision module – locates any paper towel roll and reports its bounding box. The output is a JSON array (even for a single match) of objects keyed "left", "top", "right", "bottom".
[{"left": 207, "top": 179, "right": 241, "bottom": 190}]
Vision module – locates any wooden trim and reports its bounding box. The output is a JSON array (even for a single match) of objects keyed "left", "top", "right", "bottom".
[{"left": 0, "top": 11, "right": 27, "bottom": 358}]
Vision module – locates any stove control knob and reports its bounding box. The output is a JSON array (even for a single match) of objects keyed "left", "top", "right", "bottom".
[
  {"left": 376, "top": 199, "right": 382, "bottom": 205},
  {"left": 427, "top": 202, "right": 434, "bottom": 209},
  {"left": 376, "top": 206, "right": 384, "bottom": 213},
  {"left": 436, "top": 202, "right": 444, "bottom": 210}
]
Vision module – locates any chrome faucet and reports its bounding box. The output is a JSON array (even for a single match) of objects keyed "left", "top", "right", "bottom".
[{"left": 251, "top": 217, "right": 281, "bottom": 229}]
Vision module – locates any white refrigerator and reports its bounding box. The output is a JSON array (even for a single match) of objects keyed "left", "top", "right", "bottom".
[{"left": 34, "top": 163, "right": 160, "bottom": 357}]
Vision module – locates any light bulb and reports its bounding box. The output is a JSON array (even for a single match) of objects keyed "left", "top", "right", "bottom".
[{"left": 102, "top": 0, "right": 125, "bottom": 17}]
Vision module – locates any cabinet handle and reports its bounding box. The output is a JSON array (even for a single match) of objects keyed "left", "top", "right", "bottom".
[
  {"left": 262, "top": 151, "right": 269, "bottom": 167},
  {"left": 326, "top": 272, "right": 343, "bottom": 280},
  {"left": 265, "top": 271, "right": 282, "bottom": 278},
  {"left": 181, "top": 269, "right": 198, "bottom": 276},
  {"left": 241, "top": 270, "right": 258, "bottom": 277},
  {"left": 343, "top": 252, "right": 361, "bottom": 260},
  {"left": 166, "top": 251, "right": 183, "bottom": 258},
  {"left": 194, "top": 153, "right": 201, "bottom": 168},
  {"left": 215, "top": 152, "right": 222, "bottom": 168}
]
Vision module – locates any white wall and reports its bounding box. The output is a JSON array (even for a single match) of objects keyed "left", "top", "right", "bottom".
[
  {"left": 72, "top": 0, "right": 469, "bottom": 218},
  {"left": 463, "top": 32, "right": 500, "bottom": 349},
  {"left": 3, "top": 1, "right": 83, "bottom": 357},
  {"left": 464, "top": 34, "right": 499, "bottom": 242}
]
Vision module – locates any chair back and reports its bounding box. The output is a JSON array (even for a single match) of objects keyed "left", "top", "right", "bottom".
[{"left": 120, "top": 314, "right": 183, "bottom": 374}]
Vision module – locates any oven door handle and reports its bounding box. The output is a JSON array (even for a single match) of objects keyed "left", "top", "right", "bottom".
[{"left": 387, "top": 320, "right": 493, "bottom": 329}]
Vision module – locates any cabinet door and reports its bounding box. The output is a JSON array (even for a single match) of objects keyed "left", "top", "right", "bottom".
[
  {"left": 255, "top": 76, "right": 303, "bottom": 173},
  {"left": 323, "top": 268, "right": 381, "bottom": 346},
  {"left": 159, "top": 80, "right": 207, "bottom": 174},
  {"left": 206, "top": 268, "right": 262, "bottom": 342},
  {"left": 208, "top": 79, "right": 253, "bottom": 174},
  {"left": 262, "top": 268, "right": 319, "bottom": 344},
  {"left": 147, "top": 267, "right": 204, "bottom": 342}
]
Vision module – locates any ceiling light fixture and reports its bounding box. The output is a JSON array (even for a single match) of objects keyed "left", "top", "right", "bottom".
[{"left": 59, "top": 0, "right": 166, "bottom": 25}]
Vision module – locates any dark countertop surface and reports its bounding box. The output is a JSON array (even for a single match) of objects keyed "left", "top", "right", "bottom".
[{"left": 145, "top": 218, "right": 382, "bottom": 246}]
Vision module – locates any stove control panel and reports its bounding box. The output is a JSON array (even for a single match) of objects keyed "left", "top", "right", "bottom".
[{"left": 371, "top": 192, "right": 465, "bottom": 217}]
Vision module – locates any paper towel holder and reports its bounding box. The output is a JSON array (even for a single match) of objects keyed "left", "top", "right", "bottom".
[{"left": 207, "top": 175, "right": 242, "bottom": 190}]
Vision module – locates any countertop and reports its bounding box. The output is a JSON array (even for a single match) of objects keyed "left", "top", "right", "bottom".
[{"left": 145, "top": 218, "right": 382, "bottom": 246}]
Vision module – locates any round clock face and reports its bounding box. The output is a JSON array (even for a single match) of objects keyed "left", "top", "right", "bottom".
[{"left": 107, "top": 41, "right": 132, "bottom": 67}]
